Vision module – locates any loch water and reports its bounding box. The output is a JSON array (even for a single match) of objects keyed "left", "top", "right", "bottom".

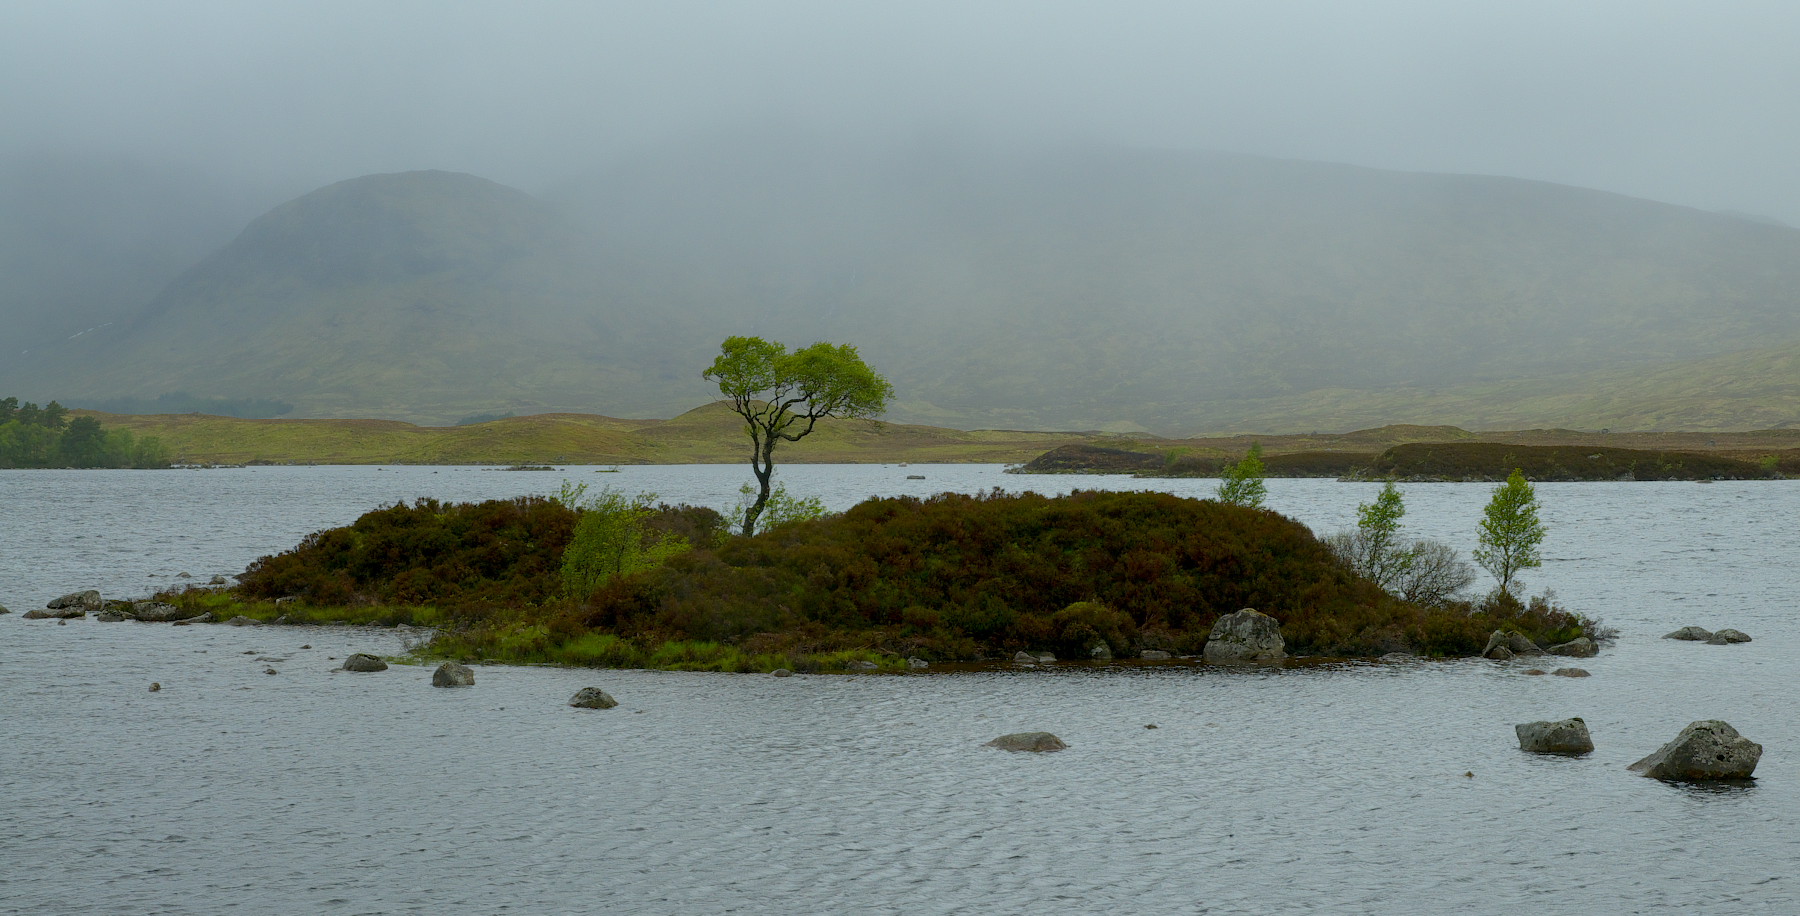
[{"left": 2, "top": 465, "right": 1797, "bottom": 914}]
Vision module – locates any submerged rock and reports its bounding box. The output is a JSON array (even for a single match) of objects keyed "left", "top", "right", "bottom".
[
  {"left": 1707, "top": 629, "right": 1752, "bottom": 645},
  {"left": 1203, "top": 608, "right": 1286, "bottom": 663},
  {"left": 1547, "top": 637, "right": 1597, "bottom": 658},
  {"left": 1663, "top": 626, "right": 1713, "bottom": 641},
  {"left": 1628, "top": 720, "right": 1761, "bottom": 780},
  {"left": 1516, "top": 718, "right": 1595, "bottom": 754},
  {"left": 1552, "top": 668, "right": 1591, "bottom": 678},
  {"left": 985, "top": 732, "right": 1068, "bottom": 752},
  {"left": 770, "top": 669, "right": 793, "bottom": 677},
  {"left": 341, "top": 653, "right": 388, "bottom": 672},
  {"left": 432, "top": 662, "right": 475, "bottom": 687},
  {"left": 569, "top": 687, "right": 619, "bottom": 709}
]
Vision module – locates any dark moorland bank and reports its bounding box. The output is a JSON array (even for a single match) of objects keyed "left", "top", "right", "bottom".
[
  {"left": 155, "top": 491, "right": 1593, "bottom": 671},
  {"left": 1020, "top": 440, "right": 1787, "bottom": 481}
]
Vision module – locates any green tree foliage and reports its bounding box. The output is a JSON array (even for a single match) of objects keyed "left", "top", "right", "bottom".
[
  {"left": 0, "top": 396, "right": 169, "bottom": 468},
  {"left": 735, "top": 481, "right": 827, "bottom": 531},
  {"left": 704, "top": 336, "right": 894, "bottom": 536},
  {"left": 1216, "top": 442, "right": 1268, "bottom": 508},
  {"left": 1325, "top": 481, "right": 1477, "bottom": 607},
  {"left": 1474, "top": 468, "right": 1546, "bottom": 596},
  {"left": 561, "top": 489, "right": 693, "bottom": 598}
]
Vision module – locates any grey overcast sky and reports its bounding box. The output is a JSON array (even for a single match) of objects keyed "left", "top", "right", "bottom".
[{"left": 5, "top": 0, "right": 1800, "bottom": 221}]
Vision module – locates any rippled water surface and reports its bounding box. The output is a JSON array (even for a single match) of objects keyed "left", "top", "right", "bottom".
[{"left": 3, "top": 467, "right": 1797, "bottom": 914}]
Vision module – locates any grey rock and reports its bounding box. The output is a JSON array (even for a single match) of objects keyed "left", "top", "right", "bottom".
[
  {"left": 95, "top": 609, "right": 129, "bottom": 622},
  {"left": 1552, "top": 668, "right": 1591, "bottom": 678},
  {"left": 209, "top": 575, "right": 228, "bottom": 585},
  {"left": 223, "top": 615, "right": 261, "bottom": 627},
  {"left": 906, "top": 657, "right": 930, "bottom": 669},
  {"left": 0, "top": 603, "right": 9, "bottom": 614},
  {"left": 47, "top": 590, "right": 103, "bottom": 611},
  {"left": 177, "top": 572, "right": 192, "bottom": 579},
  {"left": 24, "top": 607, "right": 86, "bottom": 620},
  {"left": 431, "top": 662, "right": 475, "bottom": 687},
  {"left": 1523, "top": 668, "right": 1547, "bottom": 675},
  {"left": 1547, "top": 637, "right": 1598, "bottom": 658},
  {"left": 770, "top": 668, "right": 793, "bottom": 677},
  {"left": 985, "top": 732, "right": 1068, "bottom": 752},
  {"left": 1089, "top": 643, "right": 1113, "bottom": 660},
  {"left": 171, "top": 612, "right": 215, "bottom": 626},
  {"left": 846, "top": 659, "right": 880, "bottom": 670},
  {"left": 1486, "top": 645, "right": 1515, "bottom": 661},
  {"left": 569, "top": 687, "right": 619, "bottom": 709},
  {"left": 148, "top": 682, "right": 160, "bottom": 692},
  {"left": 1484, "top": 630, "right": 1542, "bottom": 659},
  {"left": 1139, "top": 649, "right": 1173, "bottom": 660},
  {"left": 1663, "top": 626, "right": 1713, "bottom": 641},
  {"left": 129, "top": 601, "right": 199, "bottom": 622},
  {"left": 1203, "top": 608, "right": 1286, "bottom": 663},
  {"left": 1707, "top": 628, "right": 1752, "bottom": 645},
  {"left": 1516, "top": 717, "right": 1595, "bottom": 754},
  {"left": 1628, "top": 720, "right": 1761, "bottom": 780},
  {"left": 341, "top": 653, "right": 388, "bottom": 672}
]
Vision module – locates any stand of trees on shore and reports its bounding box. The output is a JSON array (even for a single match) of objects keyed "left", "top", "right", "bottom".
[{"left": 0, "top": 397, "right": 170, "bottom": 468}]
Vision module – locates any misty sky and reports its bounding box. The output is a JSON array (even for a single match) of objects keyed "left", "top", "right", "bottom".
[{"left": 6, "top": 0, "right": 1800, "bottom": 222}]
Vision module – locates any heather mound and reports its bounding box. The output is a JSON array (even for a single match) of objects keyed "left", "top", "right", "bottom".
[
  {"left": 576, "top": 490, "right": 1585, "bottom": 659},
  {"left": 165, "top": 490, "right": 1591, "bottom": 668}
]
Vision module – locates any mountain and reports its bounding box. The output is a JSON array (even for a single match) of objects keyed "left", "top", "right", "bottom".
[
  {"left": 8, "top": 135, "right": 1800, "bottom": 432},
  {"left": 8, "top": 169, "right": 714, "bottom": 422},
  {"left": 0, "top": 155, "right": 260, "bottom": 355}
]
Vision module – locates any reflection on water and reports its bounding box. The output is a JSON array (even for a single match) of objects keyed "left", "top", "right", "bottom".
[{"left": 3, "top": 468, "right": 1798, "bottom": 914}]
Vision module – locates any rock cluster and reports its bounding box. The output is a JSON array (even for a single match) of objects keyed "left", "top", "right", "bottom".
[
  {"left": 1628, "top": 720, "right": 1761, "bottom": 780},
  {"left": 1663, "top": 626, "right": 1712, "bottom": 640},
  {"left": 569, "top": 687, "right": 619, "bottom": 709},
  {"left": 432, "top": 662, "right": 475, "bottom": 687},
  {"left": 985, "top": 732, "right": 1068, "bottom": 752},
  {"left": 1203, "top": 608, "right": 1285, "bottom": 663},
  {"left": 1663, "top": 625, "right": 1752, "bottom": 644},
  {"left": 1516, "top": 718, "right": 1595, "bottom": 754}
]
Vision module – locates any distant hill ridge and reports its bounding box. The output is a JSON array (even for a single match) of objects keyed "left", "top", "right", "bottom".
[{"left": 7, "top": 135, "right": 1800, "bottom": 433}]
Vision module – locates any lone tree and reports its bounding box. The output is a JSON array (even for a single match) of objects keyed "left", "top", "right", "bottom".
[
  {"left": 1474, "top": 467, "right": 1545, "bottom": 597},
  {"left": 705, "top": 336, "right": 894, "bottom": 536},
  {"left": 1216, "top": 443, "right": 1267, "bottom": 509}
]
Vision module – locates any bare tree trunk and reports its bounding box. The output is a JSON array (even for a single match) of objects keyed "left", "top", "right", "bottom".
[{"left": 742, "top": 428, "right": 776, "bottom": 536}]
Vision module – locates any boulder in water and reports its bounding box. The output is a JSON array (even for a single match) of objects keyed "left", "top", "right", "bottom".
[
  {"left": 1484, "top": 630, "right": 1542, "bottom": 658},
  {"left": 770, "top": 669, "right": 793, "bottom": 677},
  {"left": 1706, "top": 629, "right": 1751, "bottom": 645},
  {"left": 1628, "top": 720, "right": 1761, "bottom": 780},
  {"left": 341, "top": 653, "right": 388, "bottom": 672},
  {"left": 1515, "top": 718, "right": 1595, "bottom": 754},
  {"left": 1203, "top": 608, "right": 1286, "bottom": 663},
  {"left": 432, "top": 662, "right": 475, "bottom": 687},
  {"left": 1663, "top": 626, "right": 1712, "bottom": 641},
  {"left": 569, "top": 687, "right": 619, "bottom": 709},
  {"left": 1552, "top": 668, "right": 1591, "bottom": 678},
  {"left": 1547, "top": 637, "right": 1597, "bottom": 657},
  {"left": 0, "top": 603, "right": 9, "bottom": 614},
  {"left": 24, "top": 607, "right": 86, "bottom": 619},
  {"left": 47, "top": 590, "right": 103, "bottom": 611},
  {"left": 985, "top": 732, "right": 1068, "bottom": 752}
]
